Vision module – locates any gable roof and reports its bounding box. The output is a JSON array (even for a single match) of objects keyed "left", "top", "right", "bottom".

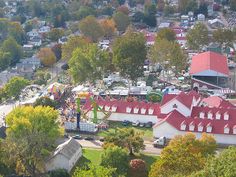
[
  {"left": 201, "top": 96, "right": 236, "bottom": 108},
  {"left": 189, "top": 51, "right": 229, "bottom": 76}
]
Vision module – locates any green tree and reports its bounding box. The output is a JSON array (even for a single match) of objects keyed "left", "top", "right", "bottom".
[
  {"left": 213, "top": 28, "right": 235, "bottom": 49},
  {"left": 33, "top": 96, "right": 58, "bottom": 109},
  {"left": 75, "top": 6, "right": 96, "bottom": 20},
  {"left": 73, "top": 164, "right": 115, "bottom": 177},
  {"left": 156, "top": 28, "right": 176, "bottom": 42},
  {"left": 0, "top": 50, "right": 10, "bottom": 71},
  {"left": 8, "top": 22, "right": 26, "bottom": 45},
  {"left": 3, "top": 106, "right": 62, "bottom": 176},
  {"left": 48, "top": 28, "right": 65, "bottom": 42},
  {"left": 113, "top": 12, "right": 130, "bottom": 32},
  {"left": 113, "top": 31, "right": 146, "bottom": 82},
  {"left": 4, "top": 76, "right": 29, "bottom": 99},
  {"left": 104, "top": 128, "right": 145, "bottom": 155},
  {"left": 191, "top": 146, "right": 236, "bottom": 177},
  {"left": 101, "top": 146, "right": 129, "bottom": 176},
  {"left": 48, "top": 169, "right": 70, "bottom": 177},
  {"left": 1, "top": 37, "right": 23, "bottom": 65},
  {"left": 68, "top": 44, "right": 110, "bottom": 83},
  {"left": 178, "top": 0, "right": 198, "bottom": 14},
  {"left": 37, "top": 48, "right": 56, "bottom": 67},
  {"left": 149, "top": 133, "right": 216, "bottom": 177},
  {"left": 79, "top": 16, "right": 104, "bottom": 42},
  {"left": 186, "top": 23, "right": 209, "bottom": 51},
  {"left": 62, "top": 36, "right": 90, "bottom": 60}
]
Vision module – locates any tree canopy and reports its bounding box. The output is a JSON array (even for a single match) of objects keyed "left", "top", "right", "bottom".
[
  {"left": 37, "top": 48, "right": 57, "bottom": 67},
  {"left": 113, "top": 12, "right": 130, "bottom": 32},
  {"left": 3, "top": 106, "right": 62, "bottom": 176},
  {"left": 113, "top": 31, "right": 147, "bottom": 82},
  {"left": 156, "top": 28, "right": 176, "bottom": 42}
]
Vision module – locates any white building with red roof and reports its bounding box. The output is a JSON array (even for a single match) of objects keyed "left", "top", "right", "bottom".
[
  {"left": 153, "top": 91, "right": 236, "bottom": 145},
  {"left": 189, "top": 51, "right": 229, "bottom": 89}
]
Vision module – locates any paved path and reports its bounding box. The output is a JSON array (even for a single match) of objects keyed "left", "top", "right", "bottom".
[
  {"left": 0, "top": 103, "right": 18, "bottom": 126},
  {"left": 76, "top": 139, "right": 162, "bottom": 155}
]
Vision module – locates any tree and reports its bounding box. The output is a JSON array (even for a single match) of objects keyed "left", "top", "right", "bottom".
[
  {"left": 73, "top": 164, "right": 115, "bottom": 177},
  {"left": 101, "top": 146, "right": 129, "bottom": 176},
  {"left": 62, "top": 36, "right": 90, "bottom": 60},
  {"left": 156, "top": 28, "right": 176, "bottom": 42},
  {"left": 113, "top": 31, "right": 147, "bottom": 82},
  {"left": 33, "top": 96, "right": 58, "bottom": 109},
  {"left": 132, "top": 11, "right": 145, "bottom": 23},
  {"left": 75, "top": 6, "right": 96, "bottom": 20},
  {"left": 100, "top": 19, "right": 116, "bottom": 38},
  {"left": 3, "top": 106, "right": 62, "bottom": 176},
  {"left": 51, "top": 44, "right": 62, "bottom": 61},
  {"left": 117, "top": 5, "right": 129, "bottom": 15},
  {"left": 68, "top": 44, "right": 110, "bottom": 83},
  {"left": 212, "top": 28, "right": 235, "bottom": 48},
  {"left": 103, "top": 128, "right": 145, "bottom": 155},
  {"left": 48, "top": 169, "right": 70, "bottom": 177},
  {"left": 79, "top": 16, "right": 104, "bottom": 42},
  {"left": 178, "top": 0, "right": 198, "bottom": 14},
  {"left": 33, "top": 70, "right": 51, "bottom": 85},
  {"left": 151, "top": 39, "right": 187, "bottom": 74},
  {"left": 129, "top": 159, "right": 148, "bottom": 177},
  {"left": 48, "top": 28, "right": 64, "bottom": 42},
  {"left": 186, "top": 23, "right": 209, "bottom": 51},
  {"left": 113, "top": 12, "right": 130, "bottom": 32},
  {"left": 191, "top": 146, "right": 236, "bottom": 177},
  {"left": 37, "top": 48, "right": 56, "bottom": 67},
  {"left": 1, "top": 37, "right": 23, "bottom": 65},
  {"left": 8, "top": 22, "right": 26, "bottom": 45},
  {"left": 149, "top": 133, "right": 216, "bottom": 177},
  {"left": 4, "top": 76, "right": 29, "bottom": 99},
  {"left": 0, "top": 51, "right": 10, "bottom": 71},
  {"left": 230, "top": 0, "right": 236, "bottom": 11}
]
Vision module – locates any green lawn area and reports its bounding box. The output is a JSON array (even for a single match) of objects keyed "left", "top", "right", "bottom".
[
  {"left": 75, "top": 148, "right": 159, "bottom": 172},
  {"left": 97, "top": 121, "right": 153, "bottom": 140}
]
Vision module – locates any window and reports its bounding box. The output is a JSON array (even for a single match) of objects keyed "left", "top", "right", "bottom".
[
  {"left": 98, "top": 105, "right": 104, "bottom": 109},
  {"left": 180, "top": 121, "right": 186, "bottom": 130},
  {"left": 215, "top": 112, "right": 221, "bottom": 120},
  {"left": 198, "top": 123, "right": 203, "bottom": 132},
  {"left": 148, "top": 108, "right": 154, "bottom": 115},
  {"left": 133, "top": 107, "right": 139, "bottom": 114},
  {"left": 207, "top": 112, "right": 213, "bottom": 119},
  {"left": 199, "top": 112, "right": 205, "bottom": 119},
  {"left": 141, "top": 108, "right": 146, "bottom": 114},
  {"left": 224, "top": 113, "right": 229, "bottom": 120},
  {"left": 126, "top": 107, "right": 132, "bottom": 113},
  {"left": 206, "top": 125, "right": 212, "bottom": 133},
  {"left": 224, "top": 127, "right": 230, "bottom": 134},
  {"left": 189, "top": 122, "right": 195, "bottom": 131},
  {"left": 111, "top": 106, "right": 117, "bottom": 112},
  {"left": 233, "top": 126, "right": 236, "bottom": 134},
  {"left": 105, "top": 106, "right": 110, "bottom": 111}
]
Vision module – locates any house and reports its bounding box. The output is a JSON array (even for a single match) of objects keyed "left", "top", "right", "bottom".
[
  {"left": 159, "top": 22, "right": 171, "bottom": 29},
  {"left": 38, "top": 26, "right": 51, "bottom": 34},
  {"left": 153, "top": 91, "right": 236, "bottom": 145},
  {"left": 27, "top": 29, "right": 39, "bottom": 39},
  {"left": 208, "top": 19, "right": 224, "bottom": 29},
  {"left": 46, "top": 138, "right": 82, "bottom": 172},
  {"left": 189, "top": 51, "right": 229, "bottom": 89},
  {"left": 29, "top": 37, "right": 42, "bottom": 47},
  {"left": 197, "top": 14, "right": 205, "bottom": 21}
]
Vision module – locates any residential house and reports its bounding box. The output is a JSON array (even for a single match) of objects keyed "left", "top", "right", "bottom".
[
  {"left": 208, "top": 19, "right": 224, "bottom": 29},
  {"left": 29, "top": 36, "right": 42, "bottom": 47},
  {"left": 46, "top": 138, "right": 82, "bottom": 172}
]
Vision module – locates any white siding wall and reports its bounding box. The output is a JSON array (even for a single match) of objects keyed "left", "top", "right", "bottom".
[
  {"left": 153, "top": 122, "right": 236, "bottom": 145},
  {"left": 46, "top": 155, "right": 69, "bottom": 172},
  {"left": 161, "top": 100, "right": 191, "bottom": 117},
  {"left": 68, "top": 147, "right": 82, "bottom": 171}
]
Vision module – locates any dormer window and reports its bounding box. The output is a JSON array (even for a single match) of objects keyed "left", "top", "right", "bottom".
[
  {"left": 206, "top": 123, "right": 212, "bottom": 133},
  {"left": 224, "top": 125, "right": 230, "bottom": 134},
  {"left": 148, "top": 108, "right": 154, "bottom": 115},
  {"left": 207, "top": 112, "right": 213, "bottom": 119},
  {"left": 111, "top": 106, "right": 117, "bottom": 112},
  {"left": 141, "top": 108, "right": 146, "bottom": 114},
  {"left": 199, "top": 112, "right": 204, "bottom": 119},
  {"left": 98, "top": 105, "right": 104, "bottom": 109},
  {"left": 180, "top": 121, "right": 186, "bottom": 130},
  {"left": 126, "top": 107, "right": 132, "bottom": 113},
  {"left": 224, "top": 112, "right": 229, "bottom": 120},
  {"left": 198, "top": 123, "right": 203, "bottom": 132},
  {"left": 189, "top": 122, "right": 195, "bottom": 131},
  {"left": 105, "top": 106, "right": 110, "bottom": 111},
  {"left": 173, "top": 104, "right": 178, "bottom": 109},
  {"left": 233, "top": 126, "right": 236, "bottom": 134},
  {"left": 133, "top": 107, "right": 139, "bottom": 114},
  {"left": 216, "top": 112, "right": 221, "bottom": 120}
]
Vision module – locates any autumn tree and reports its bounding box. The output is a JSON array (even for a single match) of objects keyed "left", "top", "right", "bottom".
[
  {"left": 3, "top": 106, "right": 62, "bottom": 177},
  {"left": 117, "top": 5, "right": 129, "bottom": 15},
  {"left": 101, "top": 146, "right": 129, "bottom": 177},
  {"left": 191, "top": 146, "right": 236, "bottom": 177},
  {"left": 103, "top": 128, "right": 145, "bottom": 155},
  {"left": 79, "top": 16, "right": 104, "bottom": 42},
  {"left": 1, "top": 37, "right": 23, "bottom": 65},
  {"left": 149, "top": 133, "right": 216, "bottom": 177},
  {"left": 62, "top": 36, "right": 90, "bottom": 60},
  {"left": 113, "top": 31, "right": 146, "bottom": 82},
  {"left": 68, "top": 44, "right": 110, "bottom": 83},
  {"left": 48, "top": 28, "right": 65, "bottom": 42},
  {"left": 100, "top": 19, "right": 116, "bottom": 38},
  {"left": 113, "top": 11, "right": 130, "bottom": 32},
  {"left": 129, "top": 159, "right": 148, "bottom": 177},
  {"left": 186, "top": 23, "right": 209, "bottom": 51},
  {"left": 156, "top": 28, "right": 176, "bottom": 42},
  {"left": 4, "top": 76, "right": 29, "bottom": 99},
  {"left": 37, "top": 48, "right": 56, "bottom": 67}
]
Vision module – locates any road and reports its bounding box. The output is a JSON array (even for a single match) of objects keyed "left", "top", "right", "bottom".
[
  {"left": 0, "top": 102, "right": 19, "bottom": 126},
  {"left": 76, "top": 139, "right": 162, "bottom": 155}
]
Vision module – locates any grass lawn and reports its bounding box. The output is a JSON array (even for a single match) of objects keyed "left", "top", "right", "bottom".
[
  {"left": 97, "top": 121, "right": 153, "bottom": 140},
  {"left": 75, "top": 148, "right": 159, "bottom": 172}
]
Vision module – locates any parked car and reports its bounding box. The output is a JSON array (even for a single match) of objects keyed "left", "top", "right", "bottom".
[
  {"left": 145, "top": 121, "right": 153, "bottom": 128},
  {"left": 84, "top": 136, "right": 94, "bottom": 141},
  {"left": 122, "top": 120, "right": 130, "bottom": 126},
  {"left": 99, "top": 138, "right": 105, "bottom": 142},
  {"left": 139, "top": 122, "right": 145, "bottom": 127},
  {"left": 72, "top": 134, "right": 82, "bottom": 140},
  {"left": 64, "top": 134, "right": 69, "bottom": 138},
  {"left": 132, "top": 121, "right": 140, "bottom": 127}
]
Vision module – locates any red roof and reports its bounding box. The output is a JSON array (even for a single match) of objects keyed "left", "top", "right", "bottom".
[
  {"left": 189, "top": 51, "right": 229, "bottom": 76},
  {"left": 201, "top": 96, "right": 236, "bottom": 108}
]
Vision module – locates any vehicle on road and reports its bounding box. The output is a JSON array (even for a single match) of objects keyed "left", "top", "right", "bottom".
[
  {"left": 132, "top": 121, "right": 140, "bottom": 127},
  {"left": 153, "top": 136, "right": 167, "bottom": 148},
  {"left": 122, "top": 120, "right": 130, "bottom": 126},
  {"left": 139, "top": 122, "right": 145, "bottom": 127},
  {"left": 145, "top": 121, "right": 153, "bottom": 128},
  {"left": 84, "top": 136, "right": 94, "bottom": 141},
  {"left": 72, "top": 134, "right": 82, "bottom": 140}
]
